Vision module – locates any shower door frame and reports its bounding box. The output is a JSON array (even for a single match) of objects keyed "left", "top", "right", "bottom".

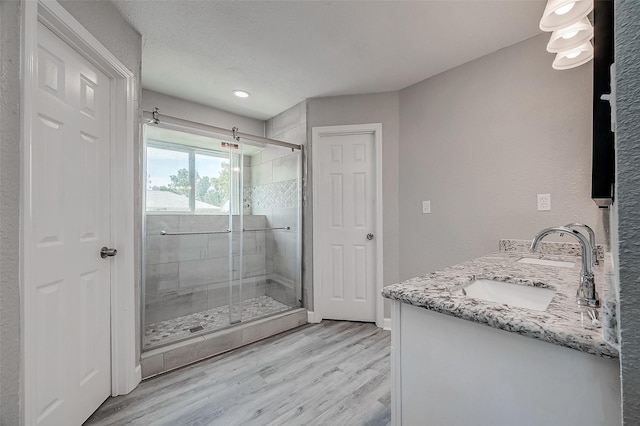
[{"left": 141, "top": 113, "right": 303, "bottom": 351}]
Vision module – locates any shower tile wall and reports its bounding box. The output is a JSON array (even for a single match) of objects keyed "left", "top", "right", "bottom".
[
  {"left": 145, "top": 214, "right": 268, "bottom": 324},
  {"left": 249, "top": 146, "right": 300, "bottom": 306}
]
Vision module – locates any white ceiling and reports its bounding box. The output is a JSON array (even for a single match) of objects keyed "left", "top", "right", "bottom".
[{"left": 111, "top": 0, "right": 545, "bottom": 120}]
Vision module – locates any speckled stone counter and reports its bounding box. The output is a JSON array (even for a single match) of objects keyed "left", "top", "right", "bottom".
[{"left": 382, "top": 240, "right": 619, "bottom": 358}]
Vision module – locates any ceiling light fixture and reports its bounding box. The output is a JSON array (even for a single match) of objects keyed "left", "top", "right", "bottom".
[
  {"left": 233, "top": 90, "right": 251, "bottom": 98},
  {"left": 562, "top": 30, "right": 579, "bottom": 39},
  {"left": 546, "top": 17, "right": 593, "bottom": 53},
  {"left": 552, "top": 41, "right": 593, "bottom": 70},
  {"left": 539, "top": 0, "right": 593, "bottom": 32},
  {"left": 554, "top": 2, "right": 575, "bottom": 15}
]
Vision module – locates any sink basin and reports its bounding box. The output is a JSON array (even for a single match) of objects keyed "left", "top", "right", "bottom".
[
  {"left": 516, "top": 257, "right": 575, "bottom": 268},
  {"left": 455, "top": 279, "right": 556, "bottom": 311}
]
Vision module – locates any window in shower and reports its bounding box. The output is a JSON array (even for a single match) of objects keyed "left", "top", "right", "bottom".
[
  {"left": 145, "top": 142, "right": 240, "bottom": 214},
  {"left": 146, "top": 145, "right": 191, "bottom": 212},
  {"left": 194, "top": 153, "right": 232, "bottom": 213}
]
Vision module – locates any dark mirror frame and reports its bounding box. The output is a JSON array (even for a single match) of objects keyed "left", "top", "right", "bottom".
[{"left": 592, "top": 0, "right": 615, "bottom": 207}]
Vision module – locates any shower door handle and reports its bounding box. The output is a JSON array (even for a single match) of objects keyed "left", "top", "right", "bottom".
[{"left": 100, "top": 247, "right": 118, "bottom": 258}]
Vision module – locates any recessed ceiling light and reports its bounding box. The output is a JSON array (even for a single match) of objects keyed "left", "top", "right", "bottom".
[{"left": 233, "top": 90, "right": 251, "bottom": 98}]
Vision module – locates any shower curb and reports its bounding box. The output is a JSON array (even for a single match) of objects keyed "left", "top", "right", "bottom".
[{"left": 140, "top": 308, "right": 308, "bottom": 379}]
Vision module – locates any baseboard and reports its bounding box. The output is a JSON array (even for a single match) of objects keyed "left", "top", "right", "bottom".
[
  {"left": 307, "top": 311, "right": 322, "bottom": 323},
  {"left": 307, "top": 311, "right": 387, "bottom": 328},
  {"left": 383, "top": 317, "right": 392, "bottom": 331}
]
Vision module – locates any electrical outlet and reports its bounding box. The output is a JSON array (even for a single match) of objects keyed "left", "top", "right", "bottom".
[
  {"left": 422, "top": 200, "right": 431, "bottom": 214},
  {"left": 537, "top": 194, "right": 551, "bottom": 211}
]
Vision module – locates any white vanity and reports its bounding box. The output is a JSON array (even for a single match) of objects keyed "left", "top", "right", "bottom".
[{"left": 383, "top": 240, "right": 620, "bottom": 426}]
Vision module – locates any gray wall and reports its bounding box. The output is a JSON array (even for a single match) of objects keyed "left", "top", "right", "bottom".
[
  {"left": 613, "top": 1, "right": 640, "bottom": 424},
  {"left": 398, "top": 33, "right": 604, "bottom": 280},
  {"left": 306, "top": 93, "right": 401, "bottom": 316},
  {"left": 142, "top": 89, "right": 265, "bottom": 136},
  {"left": 0, "top": 1, "right": 22, "bottom": 423},
  {"left": 0, "top": 1, "right": 141, "bottom": 423}
]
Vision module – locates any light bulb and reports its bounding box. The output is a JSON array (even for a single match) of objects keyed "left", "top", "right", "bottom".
[
  {"left": 566, "top": 51, "right": 581, "bottom": 59},
  {"left": 554, "top": 2, "right": 575, "bottom": 15},
  {"left": 561, "top": 30, "right": 579, "bottom": 39},
  {"left": 233, "top": 90, "right": 251, "bottom": 98}
]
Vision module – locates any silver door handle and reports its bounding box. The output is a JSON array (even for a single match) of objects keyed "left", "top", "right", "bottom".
[
  {"left": 100, "top": 247, "right": 118, "bottom": 258},
  {"left": 366, "top": 233, "right": 374, "bottom": 240}
]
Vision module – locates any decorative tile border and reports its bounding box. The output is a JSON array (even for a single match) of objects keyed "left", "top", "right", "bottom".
[{"left": 245, "top": 179, "right": 298, "bottom": 211}]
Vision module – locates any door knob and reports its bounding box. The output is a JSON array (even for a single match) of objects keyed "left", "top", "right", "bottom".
[
  {"left": 366, "top": 233, "right": 374, "bottom": 240},
  {"left": 100, "top": 247, "right": 118, "bottom": 258}
]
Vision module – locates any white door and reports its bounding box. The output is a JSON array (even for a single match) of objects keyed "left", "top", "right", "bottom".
[
  {"left": 314, "top": 128, "right": 379, "bottom": 322},
  {"left": 24, "top": 22, "right": 112, "bottom": 425}
]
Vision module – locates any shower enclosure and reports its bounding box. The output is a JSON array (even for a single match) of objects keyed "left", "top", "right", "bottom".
[{"left": 142, "top": 120, "right": 302, "bottom": 350}]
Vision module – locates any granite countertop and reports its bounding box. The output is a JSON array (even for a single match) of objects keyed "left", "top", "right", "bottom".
[{"left": 382, "top": 240, "right": 619, "bottom": 359}]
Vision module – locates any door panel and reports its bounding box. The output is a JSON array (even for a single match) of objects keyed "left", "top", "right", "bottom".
[
  {"left": 317, "top": 132, "right": 377, "bottom": 322},
  {"left": 26, "top": 22, "right": 112, "bottom": 425},
  {"left": 331, "top": 245, "right": 344, "bottom": 299},
  {"left": 34, "top": 279, "right": 65, "bottom": 426},
  {"left": 354, "top": 245, "right": 367, "bottom": 301},
  {"left": 33, "top": 113, "right": 65, "bottom": 246}
]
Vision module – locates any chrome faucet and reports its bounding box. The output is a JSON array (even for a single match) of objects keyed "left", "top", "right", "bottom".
[
  {"left": 530, "top": 227, "right": 600, "bottom": 311},
  {"left": 563, "top": 223, "right": 599, "bottom": 266}
]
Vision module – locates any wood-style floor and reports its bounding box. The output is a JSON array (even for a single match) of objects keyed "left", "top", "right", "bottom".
[{"left": 85, "top": 321, "right": 391, "bottom": 426}]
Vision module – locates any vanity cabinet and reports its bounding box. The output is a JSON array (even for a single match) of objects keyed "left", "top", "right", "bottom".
[{"left": 390, "top": 301, "right": 621, "bottom": 426}]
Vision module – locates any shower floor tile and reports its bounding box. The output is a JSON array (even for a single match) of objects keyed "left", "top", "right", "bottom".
[{"left": 144, "top": 295, "right": 290, "bottom": 349}]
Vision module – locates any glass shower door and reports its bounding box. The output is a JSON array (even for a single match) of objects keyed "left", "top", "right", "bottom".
[
  {"left": 142, "top": 125, "right": 239, "bottom": 349},
  {"left": 228, "top": 142, "right": 243, "bottom": 324},
  {"left": 241, "top": 143, "right": 302, "bottom": 322},
  {"left": 142, "top": 123, "right": 302, "bottom": 351}
]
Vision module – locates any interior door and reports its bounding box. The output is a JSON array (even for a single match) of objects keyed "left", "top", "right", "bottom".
[
  {"left": 24, "top": 22, "right": 112, "bottom": 425},
  {"left": 315, "top": 130, "right": 377, "bottom": 322}
]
